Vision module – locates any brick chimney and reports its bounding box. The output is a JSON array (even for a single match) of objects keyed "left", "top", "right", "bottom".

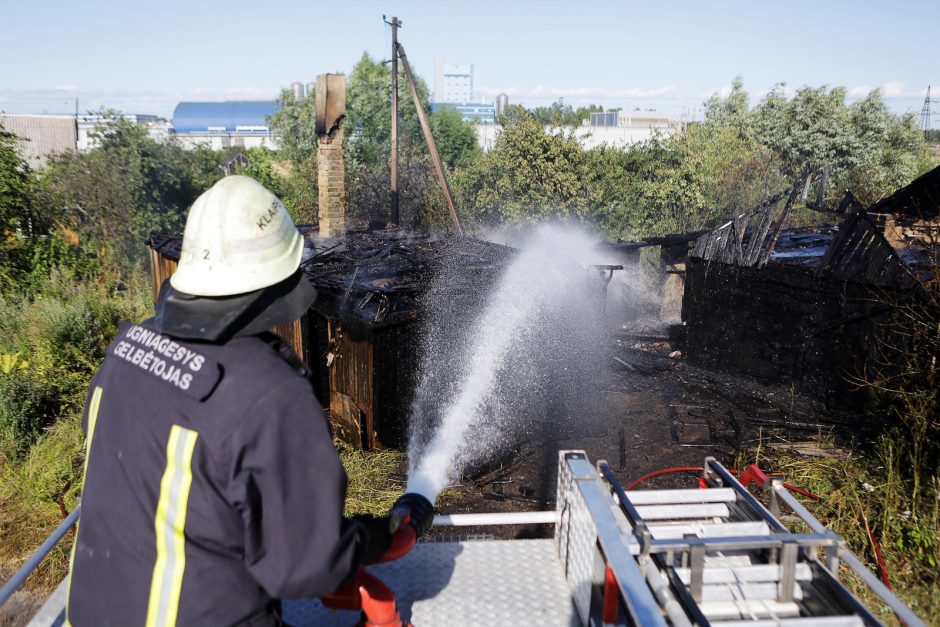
[{"left": 315, "top": 74, "right": 346, "bottom": 237}]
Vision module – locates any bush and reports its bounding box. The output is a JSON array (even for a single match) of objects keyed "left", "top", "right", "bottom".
[
  {"left": 0, "top": 370, "right": 80, "bottom": 459},
  {"left": 0, "top": 268, "right": 151, "bottom": 460}
]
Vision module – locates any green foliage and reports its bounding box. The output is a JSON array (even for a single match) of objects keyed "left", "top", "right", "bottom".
[
  {"left": 34, "top": 113, "right": 223, "bottom": 266},
  {"left": 346, "top": 52, "right": 429, "bottom": 171},
  {"left": 236, "top": 147, "right": 286, "bottom": 198},
  {"left": 0, "top": 269, "right": 151, "bottom": 458},
  {"left": 0, "top": 413, "right": 83, "bottom": 593},
  {"left": 345, "top": 51, "right": 448, "bottom": 225},
  {"left": 0, "top": 353, "right": 29, "bottom": 373},
  {"left": 429, "top": 107, "right": 481, "bottom": 169},
  {"left": 264, "top": 92, "right": 320, "bottom": 223},
  {"left": 454, "top": 112, "right": 588, "bottom": 227},
  {"left": 702, "top": 81, "right": 932, "bottom": 205},
  {"left": 0, "top": 121, "right": 36, "bottom": 235},
  {"left": 268, "top": 89, "right": 318, "bottom": 164},
  {"left": 454, "top": 79, "right": 931, "bottom": 239},
  {"left": 703, "top": 76, "right": 751, "bottom": 133},
  {"left": 525, "top": 99, "right": 605, "bottom": 127},
  {"left": 745, "top": 443, "right": 940, "bottom": 624}
]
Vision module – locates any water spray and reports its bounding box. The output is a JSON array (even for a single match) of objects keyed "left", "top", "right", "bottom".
[{"left": 405, "top": 224, "right": 612, "bottom": 504}]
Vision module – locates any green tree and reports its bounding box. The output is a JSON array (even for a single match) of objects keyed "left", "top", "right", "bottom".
[
  {"left": 454, "top": 111, "right": 587, "bottom": 227},
  {"left": 345, "top": 52, "right": 449, "bottom": 226},
  {"left": 753, "top": 85, "right": 854, "bottom": 177},
  {"left": 1, "top": 120, "right": 43, "bottom": 288},
  {"left": 0, "top": 121, "right": 37, "bottom": 236},
  {"left": 704, "top": 76, "right": 751, "bottom": 135},
  {"left": 704, "top": 79, "right": 932, "bottom": 204},
  {"left": 528, "top": 100, "right": 604, "bottom": 127},
  {"left": 428, "top": 107, "right": 480, "bottom": 169},
  {"left": 843, "top": 91, "right": 932, "bottom": 204},
  {"left": 36, "top": 114, "right": 222, "bottom": 266},
  {"left": 268, "top": 89, "right": 318, "bottom": 164},
  {"left": 346, "top": 52, "right": 429, "bottom": 171}
]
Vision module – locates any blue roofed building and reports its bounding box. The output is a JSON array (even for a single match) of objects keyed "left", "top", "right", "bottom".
[
  {"left": 430, "top": 102, "right": 496, "bottom": 125},
  {"left": 172, "top": 101, "right": 280, "bottom": 150}
]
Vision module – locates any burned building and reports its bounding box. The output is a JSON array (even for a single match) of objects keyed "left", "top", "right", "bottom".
[
  {"left": 149, "top": 227, "right": 514, "bottom": 449},
  {"left": 681, "top": 166, "right": 939, "bottom": 407}
]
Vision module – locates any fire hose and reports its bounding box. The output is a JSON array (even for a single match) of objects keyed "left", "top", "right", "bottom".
[
  {"left": 320, "top": 516, "right": 417, "bottom": 627},
  {"left": 321, "top": 492, "right": 433, "bottom": 627}
]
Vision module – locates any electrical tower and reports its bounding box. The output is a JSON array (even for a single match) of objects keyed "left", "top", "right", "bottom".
[{"left": 920, "top": 85, "right": 938, "bottom": 133}]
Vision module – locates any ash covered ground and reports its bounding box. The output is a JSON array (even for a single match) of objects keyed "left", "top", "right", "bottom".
[{"left": 421, "top": 319, "right": 845, "bottom": 541}]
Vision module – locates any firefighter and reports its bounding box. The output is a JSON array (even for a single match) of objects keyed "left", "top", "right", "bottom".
[{"left": 65, "top": 175, "right": 433, "bottom": 626}]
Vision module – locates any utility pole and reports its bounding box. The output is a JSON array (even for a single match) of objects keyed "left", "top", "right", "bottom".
[{"left": 387, "top": 16, "right": 401, "bottom": 225}]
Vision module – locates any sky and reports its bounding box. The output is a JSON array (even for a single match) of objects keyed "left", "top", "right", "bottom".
[{"left": 1, "top": 0, "right": 937, "bottom": 124}]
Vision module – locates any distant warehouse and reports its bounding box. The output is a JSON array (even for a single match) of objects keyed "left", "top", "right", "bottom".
[{"left": 172, "top": 101, "right": 280, "bottom": 150}]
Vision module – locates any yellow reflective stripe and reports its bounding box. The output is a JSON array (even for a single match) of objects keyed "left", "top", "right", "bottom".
[
  {"left": 64, "top": 385, "right": 104, "bottom": 627},
  {"left": 146, "top": 425, "right": 198, "bottom": 627}
]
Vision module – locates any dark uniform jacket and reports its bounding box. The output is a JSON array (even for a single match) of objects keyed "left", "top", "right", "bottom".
[{"left": 66, "top": 319, "right": 361, "bottom": 626}]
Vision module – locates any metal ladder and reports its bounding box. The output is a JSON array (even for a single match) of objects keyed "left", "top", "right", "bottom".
[{"left": 557, "top": 451, "right": 924, "bottom": 626}]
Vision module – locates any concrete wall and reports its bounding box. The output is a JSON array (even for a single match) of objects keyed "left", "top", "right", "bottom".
[
  {"left": 472, "top": 123, "right": 677, "bottom": 152},
  {"left": 174, "top": 133, "right": 278, "bottom": 151}
]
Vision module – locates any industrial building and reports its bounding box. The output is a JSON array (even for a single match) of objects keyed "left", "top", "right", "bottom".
[
  {"left": 433, "top": 61, "right": 473, "bottom": 103},
  {"left": 431, "top": 102, "right": 496, "bottom": 125},
  {"left": 76, "top": 113, "right": 171, "bottom": 151},
  {"left": 571, "top": 110, "right": 679, "bottom": 149},
  {"left": 171, "top": 101, "right": 280, "bottom": 150},
  {"left": 0, "top": 113, "right": 77, "bottom": 168}
]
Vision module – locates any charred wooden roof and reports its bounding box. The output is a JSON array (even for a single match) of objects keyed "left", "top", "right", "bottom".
[
  {"left": 301, "top": 229, "right": 514, "bottom": 329},
  {"left": 869, "top": 164, "right": 940, "bottom": 220},
  {"left": 690, "top": 186, "right": 800, "bottom": 267},
  {"left": 689, "top": 170, "right": 937, "bottom": 289},
  {"left": 148, "top": 227, "right": 515, "bottom": 331},
  {"left": 815, "top": 211, "right": 917, "bottom": 288}
]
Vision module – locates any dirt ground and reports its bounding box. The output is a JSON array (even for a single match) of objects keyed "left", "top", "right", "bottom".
[{"left": 426, "top": 329, "right": 850, "bottom": 541}]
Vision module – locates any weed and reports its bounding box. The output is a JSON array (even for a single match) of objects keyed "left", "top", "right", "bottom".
[{"left": 741, "top": 443, "right": 940, "bottom": 625}]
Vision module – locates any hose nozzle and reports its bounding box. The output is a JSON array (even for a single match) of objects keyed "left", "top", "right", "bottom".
[{"left": 389, "top": 493, "right": 434, "bottom": 537}]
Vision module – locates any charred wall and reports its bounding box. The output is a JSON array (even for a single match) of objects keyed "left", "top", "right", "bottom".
[
  {"left": 304, "top": 313, "right": 420, "bottom": 450},
  {"left": 682, "top": 257, "right": 908, "bottom": 407}
]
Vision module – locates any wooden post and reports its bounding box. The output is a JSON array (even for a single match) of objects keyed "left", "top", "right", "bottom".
[
  {"left": 395, "top": 42, "right": 463, "bottom": 234},
  {"left": 390, "top": 16, "right": 400, "bottom": 225}
]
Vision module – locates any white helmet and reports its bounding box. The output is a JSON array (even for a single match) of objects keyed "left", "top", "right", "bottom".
[{"left": 170, "top": 175, "right": 304, "bottom": 297}]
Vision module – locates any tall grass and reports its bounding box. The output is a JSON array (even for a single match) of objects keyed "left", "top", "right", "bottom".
[
  {"left": 740, "top": 443, "right": 939, "bottom": 625},
  {"left": 0, "top": 267, "right": 152, "bottom": 598}
]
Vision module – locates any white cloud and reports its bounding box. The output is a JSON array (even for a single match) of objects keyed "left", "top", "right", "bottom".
[
  {"left": 700, "top": 83, "right": 795, "bottom": 100},
  {"left": 476, "top": 84, "right": 677, "bottom": 101},
  {"left": 0, "top": 86, "right": 282, "bottom": 117},
  {"left": 844, "top": 82, "right": 927, "bottom": 99}
]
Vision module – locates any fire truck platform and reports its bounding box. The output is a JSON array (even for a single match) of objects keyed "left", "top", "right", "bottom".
[{"left": 282, "top": 538, "right": 579, "bottom": 626}]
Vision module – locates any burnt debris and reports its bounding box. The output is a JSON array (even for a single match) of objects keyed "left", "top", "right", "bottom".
[
  {"left": 682, "top": 165, "right": 940, "bottom": 410},
  {"left": 149, "top": 227, "right": 515, "bottom": 450},
  {"left": 300, "top": 227, "right": 514, "bottom": 330}
]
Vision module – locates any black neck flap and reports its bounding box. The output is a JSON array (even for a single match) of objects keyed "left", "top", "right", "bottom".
[{"left": 154, "top": 269, "right": 318, "bottom": 343}]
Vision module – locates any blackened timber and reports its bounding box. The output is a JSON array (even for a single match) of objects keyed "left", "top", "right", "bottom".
[
  {"left": 817, "top": 210, "right": 917, "bottom": 288},
  {"left": 755, "top": 183, "right": 801, "bottom": 267},
  {"left": 869, "top": 163, "right": 940, "bottom": 220},
  {"left": 836, "top": 191, "right": 865, "bottom": 215}
]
